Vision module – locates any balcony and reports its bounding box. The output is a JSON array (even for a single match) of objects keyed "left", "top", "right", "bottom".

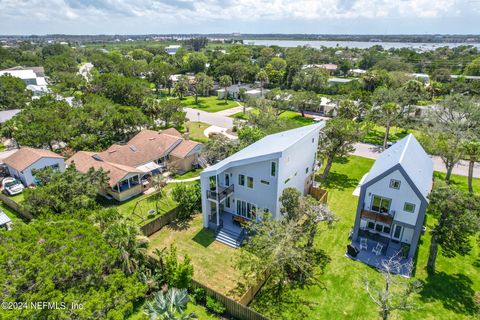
[
  {"left": 360, "top": 208, "right": 396, "bottom": 225},
  {"left": 206, "top": 185, "right": 234, "bottom": 202}
]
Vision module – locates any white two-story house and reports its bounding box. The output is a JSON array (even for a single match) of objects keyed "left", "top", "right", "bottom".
[
  {"left": 200, "top": 123, "right": 324, "bottom": 247},
  {"left": 350, "top": 134, "right": 433, "bottom": 264}
]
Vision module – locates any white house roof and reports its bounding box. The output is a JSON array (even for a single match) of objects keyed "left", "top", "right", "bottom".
[
  {"left": 0, "top": 69, "right": 37, "bottom": 80},
  {"left": 362, "top": 134, "right": 433, "bottom": 201},
  {"left": 0, "top": 210, "right": 11, "bottom": 226},
  {"left": 202, "top": 122, "right": 324, "bottom": 175},
  {"left": 0, "top": 109, "right": 21, "bottom": 123}
]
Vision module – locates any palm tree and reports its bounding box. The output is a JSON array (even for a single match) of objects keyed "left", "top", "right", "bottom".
[
  {"left": 219, "top": 75, "right": 232, "bottom": 104},
  {"left": 144, "top": 288, "right": 197, "bottom": 320},
  {"left": 256, "top": 69, "right": 269, "bottom": 98},
  {"left": 462, "top": 139, "right": 480, "bottom": 193}
]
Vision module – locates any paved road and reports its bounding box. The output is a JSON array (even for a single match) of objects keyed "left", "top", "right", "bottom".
[
  {"left": 185, "top": 108, "right": 235, "bottom": 129},
  {"left": 353, "top": 142, "right": 479, "bottom": 178},
  {"left": 185, "top": 107, "right": 477, "bottom": 178}
]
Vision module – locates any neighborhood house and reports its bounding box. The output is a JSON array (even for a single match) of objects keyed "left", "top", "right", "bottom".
[
  {"left": 0, "top": 66, "right": 49, "bottom": 98},
  {"left": 67, "top": 128, "right": 203, "bottom": 201},
  {"left": 349, "top": 134, "right": 433, "bottom": 274},
  {"left": 3, "top": 147, "right": 65, "bottom": 186},
  {"left": 200, "top": 122, "right": 324, "bottom": 247}
]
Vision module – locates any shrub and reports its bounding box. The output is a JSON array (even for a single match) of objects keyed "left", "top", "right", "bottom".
[
  {"left": 172, "top": 183, "right": 201, "bottom": 220},
  {"left": 191, "top": 287, "right": 206, "bottom": 305},
  {"left": 206, "top": 296, "right": 226, "bottom": 315},
  {"left": 153, "top": 244, "right": 194, "bottom": 289}
]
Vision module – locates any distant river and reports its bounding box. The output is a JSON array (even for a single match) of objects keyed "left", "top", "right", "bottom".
[{"left": 243, "top": 39, "right": 480, "bottom": 50}]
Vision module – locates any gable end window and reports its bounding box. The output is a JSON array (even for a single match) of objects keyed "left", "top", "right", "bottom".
[
  {"left": 271, "top": 162, "right": 276, "bottom": 176},
  {"left": 404, "top": 202, "right": 416, "bottom": 213},
  {"left": 238, "top": 174, "right": 245, "bottom": 186},
  {"left": 389, "top": 179, "right": 401, "bottom": 189}
]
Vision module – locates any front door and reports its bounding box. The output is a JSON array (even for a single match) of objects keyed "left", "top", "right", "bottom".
[{"left": 392, "top": 224, "right": 403, "bottom": 241}]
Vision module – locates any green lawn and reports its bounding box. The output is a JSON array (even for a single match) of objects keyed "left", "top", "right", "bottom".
[
  {"left": 250, "top": 155, "right": 480, "bottom": 319},
  {"left": 100, "top": 185, "right": 178, "bottom": 225},
  {"left": 175, "top": 168, "right": 203, "bottom": 180},
  {"left": 231, "top": 110, "right": 315, "bottom": 132},
  {"left": 147, "top": 214, "right": 246, "bottom": 300},
  {"left": 181, "top": 121, "right": 210, "bottom": 143},
  {"left": 181, "top": 95, "right": 238, "bottom": 113},
  {"left": 363, "top": 124, "right": 421, "bottom": 146}
]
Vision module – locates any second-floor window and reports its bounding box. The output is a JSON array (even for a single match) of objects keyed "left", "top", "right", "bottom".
[
  {"left": 389, "top": 179, "right": 401, "bottom": 189},
  {"left": 247, "top": 176, "right": 254, "bottom": 188},
  {"left": 404, "top": 202, "right": 416, "bottom": 213},
  {"left": 271, "top": 162, "right": 276, "bottom": 176},
  {"left": 371, "top": 195, "right": 391, "bottom": 214},
  {"left": 238, "top": 174, "right": 245, "bottom": 186}
]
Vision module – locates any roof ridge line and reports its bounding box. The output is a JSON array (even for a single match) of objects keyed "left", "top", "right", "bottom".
[{"left": 398, "top": 134, "right": 412, "bottom": 165}]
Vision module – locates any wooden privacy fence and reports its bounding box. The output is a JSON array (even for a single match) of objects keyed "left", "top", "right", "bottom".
[
  {"left": 238, "top": 274, "right": 269, "bottom": 306},
  {"left": 309, "top": 186, "right": 328, "bottom": 204},
  {"left": 191, "top": 280, "right": 269, "bottom": 320},
  {"left": 140, "top": 207, "right": 179, "bottom": 237},
  {"left": 0, "top": 193, "right": 32, "bottom": 220}
]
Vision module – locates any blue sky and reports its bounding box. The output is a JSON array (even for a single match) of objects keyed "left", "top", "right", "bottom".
[{"left": 0, "top": 0, "right": 479, "bottom": 35}]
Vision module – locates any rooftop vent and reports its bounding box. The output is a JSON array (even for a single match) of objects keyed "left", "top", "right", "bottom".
[
  {"left": 92, "top": 154, "right": 102, "bottom": 161},
  {"left": 130, "top": 145, "right": 137, "bottom": 152}
]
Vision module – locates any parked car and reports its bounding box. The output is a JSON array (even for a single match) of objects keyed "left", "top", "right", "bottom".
[{"left": 1, "top": 177, "right": 24, "bottom": 196}]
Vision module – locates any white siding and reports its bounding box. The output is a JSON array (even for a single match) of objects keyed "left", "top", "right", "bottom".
[
  {"left": 221, "top": 160, "right": 279, "bottom": 217},
  {"left": 276, "top": 127, "right": 319, "bottom": 216},
  {"left": 401, "top": 227, "right": 414, "bottom": 244},
  {"left": 8, "top": 157, "right": 65, "bottom": 186},
  {"left": 364, "top": 169, "right": 420, "bottom": 226}
]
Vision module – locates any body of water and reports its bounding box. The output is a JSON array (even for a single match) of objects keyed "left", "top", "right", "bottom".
[{"left": 243, "top": 39, "right": 480, "bottom": 50}]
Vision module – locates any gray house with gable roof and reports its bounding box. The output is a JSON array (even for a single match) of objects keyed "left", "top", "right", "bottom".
[{"left": 350, "top": 134, "right": 433, "bottom": 265}]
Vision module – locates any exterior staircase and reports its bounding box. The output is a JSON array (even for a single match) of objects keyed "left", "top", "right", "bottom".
[
  {"left": 215, "top": 227, "right": 245, "bottom": 248},
  {"left": 197, "top": 156, "right": 209, "bottom": 168}
]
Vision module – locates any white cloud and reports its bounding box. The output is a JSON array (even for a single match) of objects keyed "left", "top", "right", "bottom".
[{"left": 0, "top": 0, "right": 477, "bottom": 34}]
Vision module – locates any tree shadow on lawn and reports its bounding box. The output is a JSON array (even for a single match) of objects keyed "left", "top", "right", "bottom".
[
  {"left": 168, "top": 216, "right": 194, "bottom": 231},
  {"left": 192, "top": 228, "right": 216, "bottom": 248},
  {"left": 419, "top": 271, "right": 477, "bottom": 316},
  {"left": 318, "top": 171, "right": 359, "bottom": 191}
]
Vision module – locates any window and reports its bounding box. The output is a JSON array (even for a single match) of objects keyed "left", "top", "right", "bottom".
[
  {"left": 260, "top": 180, "right": 269, "bottom": 185},
  {"left": 404, "top": 202, "right": 416, "bottom": 213},
  {"left": 312, "top": 137, "right": 315, "bottom": 143},
  {"left": 50, "top": 164, "right": 60, "bottom": 171},
  {"left": 236, "top": 200, "right": 256, "bottom": 219},
  {"left": 371, "top": 195, "right": 391, "bottom": 213},
  {"left": 367, "top": 221, "right": 375, "bottom": 230},
  {"left": 129, "top": 175, "right": 139, "bottom": 187},
  {"left": 225, "top": 173, "right": 230, "bottom": 186},
  {"left": 305, "top": 167, "right": 309, "bottom": 174},
  {"left": 247, "top": 176, "right": 254, "bottom": 188},
  {"left": 389, "top": 179, "right": 401, "bottom": 189},
  {"left": 271, "top": 162, "right": 276, "bottom": 176},
  {"left": 375, "top": 224, "right": 383, "bottom": 232},
  {"left": 238, "top": 174, "right": 245, "bottom": 186},
  {"left": 225, "top": 196, "right": 231, "bottom": 208},
  {"left": 383, "top": 225, "right": 391, "bottom": 234},
  {"left": 367, "top": 220, "right": 391, "bottom": 234},
  {"left": 284, "top": 178, "right": 291, "bottom": 184}
]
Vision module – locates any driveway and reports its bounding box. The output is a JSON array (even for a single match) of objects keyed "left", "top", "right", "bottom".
[
  {"left": 185, "top": 108, "right": 234, "bottom": 129},
  {"left": 353, "top": 142, "right": 479, "bottom": 178}
]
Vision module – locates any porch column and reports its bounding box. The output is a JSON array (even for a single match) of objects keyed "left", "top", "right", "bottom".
[
  {"left": 200, "top": 174, "right": 210, "bottom": 228},
  {"left": 216, "top": 202, "right": 220, "bottom": 226}
]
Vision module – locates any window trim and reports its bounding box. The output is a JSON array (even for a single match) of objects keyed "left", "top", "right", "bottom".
[
  {"left": 270, "top": 161, "right": 276, "bottom": 177},
  {"left": 389, "top": 179, "right": 401, "bottom": 190},
  {"left": 246, "top": 176, "right": 254, "bottom": 189},
  {"left": 403, "top": 202, "right": 416, "bottom": 213},
  {"left": 238, "top": 174, "right": 245, "bottom": 186}
]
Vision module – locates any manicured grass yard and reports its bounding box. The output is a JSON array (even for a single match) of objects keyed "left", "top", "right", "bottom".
[
  {"left": 181, "top": 96, "right": 238, "bottom": 113},
  {"left": 100, "top": 184, "right": 178, "bottom": 225},
  {"left": 250, "top": 155, "right": 480, "bottom": 319},
  {"left": 181, "top": 121, "right": 210, "bottom": 143},
  {"left": 175, "top": 168, "right": 203, "bottom": 180},
  {"left": 232, "top": 110, "right": 315, "bottom": 132},
  {"left": 363, "top": 124, "right": 421, "bottom": 146},
  {"left": 147, "top": 214, "right": 246, "bottom": 300}
]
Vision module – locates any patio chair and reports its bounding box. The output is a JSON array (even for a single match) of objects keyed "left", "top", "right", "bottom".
[
  {"left": 359, "top": 237, "right": 368, "bottom": 251},
  {"left": 372, "top": 243, "right": 383, "bottom": 256}
]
